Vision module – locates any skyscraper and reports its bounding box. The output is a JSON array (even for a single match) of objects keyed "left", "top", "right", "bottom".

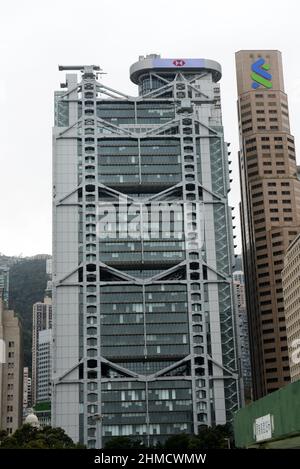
[
  {"left": 23, "top": 366, "right": 32, "bottom": 414},
  {"left": 37, "top": 329, "right": 52, "bottom": 403},
  {"left": 0, "top": 266, "right": 9, "bottom": 307},
  {"left": 52, "top": 56, "right": 239, "bottom": 447},
  {"left": 233, "top": 267, "right": 252, "bottom": 402},
  {"left": 31, "top": 296, "right": 52, "bottom": 405},
  {"left": 0, "top": 295, "right": 23, "bottom": 434},
  {"left": 236, "top": 50, "right": 300, "bottom": 399}
]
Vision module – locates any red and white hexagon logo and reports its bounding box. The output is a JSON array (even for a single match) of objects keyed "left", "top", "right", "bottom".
[{"left": 173, "top": 59, "right": 186, "bottom": 67}]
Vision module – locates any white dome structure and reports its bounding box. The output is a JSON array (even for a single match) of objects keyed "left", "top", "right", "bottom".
[{"left": 25, "top": 412, "right": 40, "bottom": 428}]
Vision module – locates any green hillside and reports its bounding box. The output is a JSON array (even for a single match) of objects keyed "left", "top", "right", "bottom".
[{"left": 8, "top": 258, "right": 49, "bottom": 368}]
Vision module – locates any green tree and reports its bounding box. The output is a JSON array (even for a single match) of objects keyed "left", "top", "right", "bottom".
[
  {"left": 0, "top": 424, "right": 85, "bottom": 449},
  {"left": 163, "top": 424, "right": 234, "bottom": 450},
  {"left": 196, "top": 425, "right": 230, "bottom": 449},
  {"left": 163, "top": 433, "right": 198, "bottom": 451},
  {"left": 0, "top": 430, "right": 7, "bottom": 445},
  {"left": 105, "top": 436, "right": 145, "bottom": 450},
  {"left": 9, "top": 257, "right": 49, "bottom": 368}
]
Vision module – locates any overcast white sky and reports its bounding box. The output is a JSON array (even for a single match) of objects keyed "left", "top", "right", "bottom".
[{"left": 1, "top": 0, "right": 300, "bottom": 256}]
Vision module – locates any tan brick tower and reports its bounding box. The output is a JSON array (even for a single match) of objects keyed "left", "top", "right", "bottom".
[{"left": 235, "top": 50, "right": 300, "bottom": 398}]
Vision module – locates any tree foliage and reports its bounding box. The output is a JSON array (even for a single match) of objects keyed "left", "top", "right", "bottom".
[
  {"left": 104, "top": 436, "right": 145, "bottom": 449},
  {"left": 0, "top": 424, "right": 84, "bottom": 449},
  {"left": 9, "top": 258, "right": 48, "bottom": 368},
  {"left": 164, "top": 425, "right": 234, "bottom": 450},
  {"left": 104, "top": 424, "right": 234, "bottom": 450}
]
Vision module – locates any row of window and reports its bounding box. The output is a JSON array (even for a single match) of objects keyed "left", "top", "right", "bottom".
[{"left": 248, "top": 170, "right": 289, "bottom": 177}]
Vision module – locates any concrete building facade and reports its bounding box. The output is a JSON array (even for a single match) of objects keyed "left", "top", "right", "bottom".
[
  {"left": 31, "top": 297, "right": 52, "bottom": 405},
  {"left": 52, "top": 57, "right": 239, "bottom": 447},
  {"left": 0, "top": 266, "right": 9, "bottom": 307},
  {"left": 233, "top": 268, "right": 252, "bottom": 402},
  {"left": 23, "top": 366, "right": 32, "bottom": 412},
  {"left": 236, "top": 50, "right": 300, "bottom": 399},
  {"left": 282, "top": 233, "right": 300, "bottom": 382},
  {"left": 0, "top": 296, "right": 23, "bottom": 434},
  {"left": 37, "top": 329, "right": 52, "bottom": 403}
]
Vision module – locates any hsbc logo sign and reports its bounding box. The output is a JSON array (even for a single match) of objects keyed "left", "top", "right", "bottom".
[
  {"left": 153, "top": 58, "right": 205, "bottom": 70},
  {"left": 173, "top": 59, "right": 186, "bottom": 67}
]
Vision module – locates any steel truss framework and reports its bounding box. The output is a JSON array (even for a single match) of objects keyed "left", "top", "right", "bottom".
[{"left": 52, "top": 64, "right": 240, "bottom": 447}]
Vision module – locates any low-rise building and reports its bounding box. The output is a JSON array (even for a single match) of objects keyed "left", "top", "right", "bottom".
[
  {"left": 234, "top": 380, "right": 300, "bottom": 448},
  {"left": 33, "top": 401, "right": 51, "bottom": 428}
]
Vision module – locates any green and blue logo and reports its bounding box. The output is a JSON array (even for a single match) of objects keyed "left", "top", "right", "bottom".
[{"left": 251, "top": 58, "right": 272, "bottom": 89}]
